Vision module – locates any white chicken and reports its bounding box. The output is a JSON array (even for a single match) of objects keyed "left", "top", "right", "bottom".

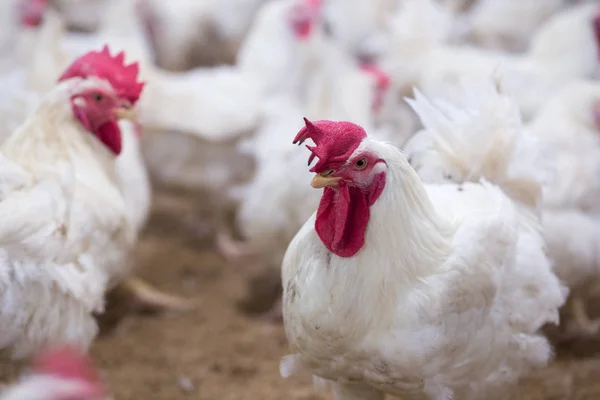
[
  {"left": 320, "top": 0, "right": 394, "bottom": 60},
  {"left": 0, "top": 47, "right": 143, "bottom": 360},
  {"left": 1, "top": 3, "right": 186, "bottom": 313},
  {"left": 0, "top": 8, "right": 69, "bottom": 140},
  {"left": 142, "top": 0, "right": 323, "bottom": 195},
  {"left": 0, "top": 0, "right": 54, "bottom": 74},
  {"left": 236, "top": 0, "right": 324, "bottom": 99},
  {"left": 60, "top": 0, "right": 262, "bottom": 142},
  {"left": 281, "top": 115, "right": 566, "bottom": 399},
  {"left": 526, "top": 80, "right": 600, "bottom": 337}
]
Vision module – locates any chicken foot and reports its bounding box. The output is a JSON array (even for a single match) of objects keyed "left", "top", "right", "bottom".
[
  {"left": 215, "top": 230, "right": 259, "bottom": 262},
  {"left": 122, "top": 277, "right": 197, "bottom": 313}
]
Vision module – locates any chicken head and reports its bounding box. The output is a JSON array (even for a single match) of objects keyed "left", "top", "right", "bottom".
[
  {"left": 68, "top": 80, "right": 131, "bottom": 154},
  {"left": 294, "top": 118, "right": 387, "bottom": 257},
  {"left": 57, "top": 45, "right": 145, "bottom": 155}
]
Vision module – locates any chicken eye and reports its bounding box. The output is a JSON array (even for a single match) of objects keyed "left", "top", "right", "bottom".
[
  {"left": 93, "top": 93, "right": 103, "bottom": 102},
  {"left": 354, "top": 158, "right": 368, "bottom": 170}
]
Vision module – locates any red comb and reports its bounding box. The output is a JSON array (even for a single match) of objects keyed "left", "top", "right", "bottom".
[
  {"left": 293, "top": 118, "right": 367, "bottom": 173},
  {"left": 32, "top": 345, "right": 99, "bottom": 384},
  {"left": 58, "top": 45, "right": 145, "bottom": 105},
  {"left": 17, "top": 0, "right": 48, "bottom": 27}
]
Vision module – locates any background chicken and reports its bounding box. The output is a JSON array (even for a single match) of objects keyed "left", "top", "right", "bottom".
[
  {"left": 526, "top": 80, "right": 600, "bottom": 338},
  {"left": 458, "top": 0, "right": 566, "bottom": 52},
  {"left": 403, "top": 76, "right": 600, "bottom": 340},
  {"left": 383, "top": 1, "right": 600, "bottom": 120}
]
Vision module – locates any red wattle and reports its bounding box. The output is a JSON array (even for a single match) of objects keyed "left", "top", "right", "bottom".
[
  {"left": 95, "top": 120, "right": 123, "bottom": 155},
  {"left": 314, "top": 173, "right": 386, "bottom": 258},
  {"left": 315, "top": 182, "right": 370, "bottom": 257}
]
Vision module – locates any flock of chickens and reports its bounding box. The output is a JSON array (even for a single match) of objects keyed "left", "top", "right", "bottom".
[{"left": 0, "top": 0, "right": 600, "bottom": 398}]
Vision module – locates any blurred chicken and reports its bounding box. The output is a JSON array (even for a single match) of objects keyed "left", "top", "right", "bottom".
[
  {"left": 526, "top": 80, "right": 600, "bottom": 338},
  {"left": 0, "top": 346, "right": 105, "bottom": 400},
  {"left": 1, "top": 0, "right": 54, "bottom": 73},
  {"left": 281, "top": 114, "right": 566, "bottom": 399},
  {"left": 237, "top": 0, "right": 324, "bottom": 98},
  {"left": 143, "top": 0, "right": 324, "bottom": 196},
  {"left": 321, "top": 0, "right": 394, "bottom": 61},
  {"left": 401, "top": 76, "right": 600, "bottom": 339},
  {"left": 459, "top": 0, "right": 565, "bottom": 52},
  {"left": 0, "top": 7, "right": 69, "bottom": 137},
  {"left": 59, "top": 0, "right": 262, "bottom": 142},
  {"left": 138, "top": 0, "right": 268, "bottom": 71},
  {"left": 1, "top": 5, "right": 189, "bottom": 316},
  {"left": 384, "top": 1, "right": 600, "bottom": 121}
]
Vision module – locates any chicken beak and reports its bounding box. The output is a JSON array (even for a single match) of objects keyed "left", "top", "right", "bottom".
[
  {"left": 311, "top": 174, "right": 341, "bottom": 188},
  {"left": 114, "top": 107, "right": 138, "bottom": 123}
]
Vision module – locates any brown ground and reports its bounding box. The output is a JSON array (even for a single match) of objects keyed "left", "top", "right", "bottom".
[{"left": 22, "top": 186, "right": 600, "bottom": 399}]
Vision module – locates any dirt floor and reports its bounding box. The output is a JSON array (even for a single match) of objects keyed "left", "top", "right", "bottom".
[{"left": 36, "top": 186, "right": 600, "bottom": 399}]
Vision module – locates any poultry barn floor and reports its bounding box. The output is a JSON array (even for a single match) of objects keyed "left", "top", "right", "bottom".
[{"left": 12, "top": 186, "right": 600, "bottom": 399}]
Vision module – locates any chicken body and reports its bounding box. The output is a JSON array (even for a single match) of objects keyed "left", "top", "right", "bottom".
[
  {"left": 0, "top": 78, "right": 135, "bottom": 360},
  {"left": 283, "top": 134, "right": 566, "bottom": 400}
]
